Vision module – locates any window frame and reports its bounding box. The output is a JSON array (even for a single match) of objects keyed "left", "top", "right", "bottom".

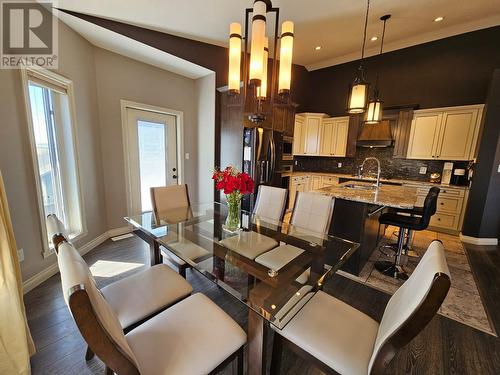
[{"left": 20, "top": 67, "right": 87, "bottom": 257}]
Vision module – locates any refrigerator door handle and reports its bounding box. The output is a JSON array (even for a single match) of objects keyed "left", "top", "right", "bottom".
[{"left": 269, "top": 134, "right": 276, "bottom": 182}]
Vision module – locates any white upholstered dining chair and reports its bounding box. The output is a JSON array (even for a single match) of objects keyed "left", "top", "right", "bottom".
[
  {"left": 255, "top": 192, "right": 334, "bottom": 282},
  {"left": 150, "top": 184, "right": 209, "bottom": 277},
  {"left": 57, "top": 241, "right": 246, "bottom": 375},
  {"left": 219, "top": 185, "right": 287, "bottom": 260},
  {"left": 48, "top": 214, "right": 194, "bottom": 361},
  {"left": 270, "top": 240, "right": 451, "bottom": 375}
]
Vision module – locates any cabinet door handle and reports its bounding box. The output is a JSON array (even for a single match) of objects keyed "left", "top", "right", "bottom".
[
  {"left": 440, "top": 202, "right": 444, "bottom": 205},
  {"left": 437, "top": 218, "right": 441, "bottom": 221}
]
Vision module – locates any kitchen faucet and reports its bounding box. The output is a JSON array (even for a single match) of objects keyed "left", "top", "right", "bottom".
[{"left": 360, "top": 157, "right": 381, "bottom": 187}]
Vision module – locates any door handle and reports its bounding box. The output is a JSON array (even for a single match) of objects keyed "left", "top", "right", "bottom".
[{"left": 172, "top": 175, "right": 178, "bottom": 179}]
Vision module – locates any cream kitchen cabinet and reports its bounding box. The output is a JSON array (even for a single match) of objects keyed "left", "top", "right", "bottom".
[
  {"left": 407, "top": 105, "right": 483, "bottom": 160},
  {"left": 404, "top": 183, "right": 468, "bottom": 234},
  {"left": 293, "top": 113, "right": 328, "bottom": 156},
  {"left": 320, "top": 117, "right": 349, "bottom": 157},
  {"left": 288, "top": 175, "right": 310, "bottom": 209},
  {"left": 293, "top": 116, "right": 305, "bottom": 155}
]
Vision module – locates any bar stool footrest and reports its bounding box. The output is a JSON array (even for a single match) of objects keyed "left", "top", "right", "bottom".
[{"left": 374, "top": 260, "right": 409, "bottom": 280}]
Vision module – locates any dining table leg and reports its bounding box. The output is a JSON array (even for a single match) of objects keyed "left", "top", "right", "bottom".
[
  {"left": 133, "top": 229, "right": 162, "bottom": 266},
  {"left": 248, "top": 308, "right": 268, "bottom": 375}
]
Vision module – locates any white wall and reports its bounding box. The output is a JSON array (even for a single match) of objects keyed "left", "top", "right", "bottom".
[
  {"left": 0, "top": 20, "right": 107, "bottom": 281},
  {"left": 0, "top": 20, "right": 216, "bottom": 283},
  {"left": 93, "top": 47, "right": 203, "bottom": 229},
  {"left": 194, "top": 73, "right": 216, "bottom": 203}
]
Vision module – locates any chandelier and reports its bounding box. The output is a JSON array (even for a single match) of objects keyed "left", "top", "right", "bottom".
[{"left": 228, "top": 0, "right": 294, "bottom": 124}]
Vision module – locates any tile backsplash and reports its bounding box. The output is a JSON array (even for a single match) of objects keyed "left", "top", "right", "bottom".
[{"left": 294, "top": 146, "right": 469, "bottom": 182}]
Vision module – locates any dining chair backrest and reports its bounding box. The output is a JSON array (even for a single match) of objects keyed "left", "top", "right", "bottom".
[
  {"left": 151, "top": 184, "right": 191, "bottom": 220},
  {"left": 290, "top": 192, "right": 335, "bottom": 235},
  {"left": 253, "top": 185, "right": 287, "bottom": 223},
  {"left": 46, "top": 214, "right": 67, "bottom": 252},
  {"left": 368, "top": 240, "right": 451, "bottom": 374},
  {"left": 57, "top": 241, "right": 139, "bottom": 373}
]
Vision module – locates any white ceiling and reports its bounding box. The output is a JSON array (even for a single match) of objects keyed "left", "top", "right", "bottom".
[{"left": 56, "top": 0, "right": 500, "bottom": 71}]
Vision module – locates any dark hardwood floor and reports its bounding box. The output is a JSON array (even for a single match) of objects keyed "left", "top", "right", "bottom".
[{"left": 25, "top": 236, "right": 500, "bottom": 374}]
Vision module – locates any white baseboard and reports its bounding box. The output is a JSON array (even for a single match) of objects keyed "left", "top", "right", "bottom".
[
  {"left": 22, "top": 262, "right": 59, "bottom": 295},
  {"left": 459, "top": 233, "right": 498, "bottom": 246},
  {"left": 22, "top": 226, "right": 134, "bottom": 294}
]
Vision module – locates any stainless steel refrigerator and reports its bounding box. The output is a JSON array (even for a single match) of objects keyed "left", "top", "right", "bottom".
[{"left": 241, "top": 127, "right": 283, "bottom": 212}]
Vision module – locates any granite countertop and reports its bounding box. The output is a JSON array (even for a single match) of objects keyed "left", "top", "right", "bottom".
[
  {"left": 283, "top": 171, "right": 469, "bottom": 190},
  {"left": 315, "top": 181, "right": 418, "bottom": 209}
]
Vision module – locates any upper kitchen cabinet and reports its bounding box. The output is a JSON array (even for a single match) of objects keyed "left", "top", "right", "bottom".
[
  {"left": 407, "top": 104, "right": 483, "bottom": 160},
  {"left": 320, "top": 117, "right": 349, "bottom": 157},
  {"left": 272, "top": 103, "right": 297, "bottom": 135},
  {"left": 293, "top": 113, "right": 328, "bottom": 156}
]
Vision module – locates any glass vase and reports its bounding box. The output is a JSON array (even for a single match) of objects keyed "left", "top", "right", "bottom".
[{"left": 224, "top": 193, "right": 241, "bottom": 233}]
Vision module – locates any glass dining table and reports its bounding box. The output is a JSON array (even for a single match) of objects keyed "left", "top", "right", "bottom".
[{"left": 125, "top": 202, "right": 359, "bottom": 375}]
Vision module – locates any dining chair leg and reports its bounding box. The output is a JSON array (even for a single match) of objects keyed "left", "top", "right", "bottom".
[
  {"left": 85, "top": 345, "right": 94, "bottom": 360},
  {"left": 179, "top": 264, "right": 188, "bottom": 278},
  {"left": 237, "top": 346, "right": 244, "bottom": 375},
  {"left": 270, "top": 332, "right": 283, "bottom": 375}
]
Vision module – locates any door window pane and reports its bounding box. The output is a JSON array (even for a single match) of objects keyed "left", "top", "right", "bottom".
[{"left": 138, "top": 121, "right": 166, "bottom": 212}]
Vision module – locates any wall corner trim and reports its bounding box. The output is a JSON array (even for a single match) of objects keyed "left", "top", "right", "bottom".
[
  {"left": 22, "top": 226, "right": 133, "bottom": 294},
  {"left": 459, "top": 233, "right": 499, "bottom": 246}
]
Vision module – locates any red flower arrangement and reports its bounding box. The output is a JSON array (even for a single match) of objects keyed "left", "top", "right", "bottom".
[{"left": 212, "top": 166, "right": 254, "bottom": 196}]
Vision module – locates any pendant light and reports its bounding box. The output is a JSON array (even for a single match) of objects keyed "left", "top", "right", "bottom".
[
  {"left": 347, "top": 0, "right": 371, "bottom": 114},
  {"left": 365, "top": 14, "right": 391, "bottom": 124},
  {"left": 227, "top": 1, "right": 295, "bottom": 124}
]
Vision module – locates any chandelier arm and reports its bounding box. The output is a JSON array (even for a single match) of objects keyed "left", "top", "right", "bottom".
[
  {"left": 270, "top": 7, "right": 280, "bottom": 106},
  {"left": 242, "top": 8, "right": 252, "bottom": 99}
]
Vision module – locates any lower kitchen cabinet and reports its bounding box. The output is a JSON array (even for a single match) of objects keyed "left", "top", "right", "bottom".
[{"left": 405, "top": 184, "right": 468, "bottom": 234}]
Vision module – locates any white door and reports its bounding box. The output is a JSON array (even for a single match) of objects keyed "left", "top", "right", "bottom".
[{"left": 125, "top": 108, "right": 178, "bottom": 214}]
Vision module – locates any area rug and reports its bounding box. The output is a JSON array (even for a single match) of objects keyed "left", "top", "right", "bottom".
[{"left": 337, "top": 226, "right": 496, "bottom": 336}]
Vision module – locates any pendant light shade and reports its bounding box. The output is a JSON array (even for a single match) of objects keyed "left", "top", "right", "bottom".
[
  {"left": 347, "top": 0, "right": 371, "bottom": 114},
  {"left": 257, "top": 37, "right": 269, "bottom": 100},
  {"left": 365, "top": 99, "right": 383, "bottom": 123},
  {"left": 348, "top": 74, "right": 369, "bottom": 114},
  {"left": 228, "top": 23, "right": 242, "bottom": 94},
  {"left": 249, "top": 0, "right": 267, "bottom": 86},
  {"left": 365, "top": 14, "right": 390, "bottom": 124},
  {"left": 278, "top": 21, "right": 294, "bottom": 95}
]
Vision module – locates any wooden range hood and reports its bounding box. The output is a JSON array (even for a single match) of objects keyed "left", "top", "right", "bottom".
[{"left": 357, "top": 120, "right": 393, "bottom": 147}]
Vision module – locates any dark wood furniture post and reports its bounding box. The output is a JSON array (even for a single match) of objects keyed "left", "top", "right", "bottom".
[
  {"left": 247, "top": 308, "right": 268, "bottom": 375},
  {"left": 133, "top": 229, "right": 162, "bottom": 266}
]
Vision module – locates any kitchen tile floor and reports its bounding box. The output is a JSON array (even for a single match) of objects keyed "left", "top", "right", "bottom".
[{"left": 337, "top": 226, "right": 496, "bottom": 336}]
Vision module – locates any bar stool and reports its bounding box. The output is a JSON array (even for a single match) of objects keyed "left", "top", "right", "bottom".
[
  {"left": 375, "top": 187, "right": 440, "bottom": 280},
  {"left": 380, "top": 187, "right": 441, "bottom": 257}
]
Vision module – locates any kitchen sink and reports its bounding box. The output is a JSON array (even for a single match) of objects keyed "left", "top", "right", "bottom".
[{"left": 342, "top": 183, "right": 378, "bottom": 190}]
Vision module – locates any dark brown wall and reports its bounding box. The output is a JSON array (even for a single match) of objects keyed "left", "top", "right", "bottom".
[
  {"left": 305, "top": 26, "right": 500, "bottom": 115},
  {"left": 462, "top": 69, "right": 500, "bottom": 239}
]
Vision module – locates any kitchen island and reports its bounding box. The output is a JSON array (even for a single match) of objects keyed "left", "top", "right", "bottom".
[{"left": 316, "top": 182, "right": 418, "bottom": 275}]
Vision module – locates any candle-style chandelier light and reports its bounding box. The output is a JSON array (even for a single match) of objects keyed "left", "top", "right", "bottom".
[{"left": 228, "top": 0, "right": 294, "bottom": 124}]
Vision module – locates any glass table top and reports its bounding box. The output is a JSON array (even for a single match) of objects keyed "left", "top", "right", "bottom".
[{"left": 125, "top": 202, "right": 359, "bottom": 329}]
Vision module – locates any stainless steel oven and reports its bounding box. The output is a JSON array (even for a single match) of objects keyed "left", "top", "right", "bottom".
[{"left": 282, "top": 136, "right": 293, "bottom": 160}]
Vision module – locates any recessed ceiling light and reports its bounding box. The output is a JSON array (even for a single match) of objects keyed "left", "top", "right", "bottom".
[
  {"left": 434, "top": 16, "right": 444, "bottom": 22},
  {"left": 370, "top": 36, "right": 378, "bottom": 41},
  {"left": 315, "top": 46, "right": 322, "bottom": 50}
]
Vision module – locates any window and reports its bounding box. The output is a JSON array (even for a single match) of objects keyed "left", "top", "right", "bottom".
[{"left": 22, "top": 68, "right": 85, "bottom": 256}]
